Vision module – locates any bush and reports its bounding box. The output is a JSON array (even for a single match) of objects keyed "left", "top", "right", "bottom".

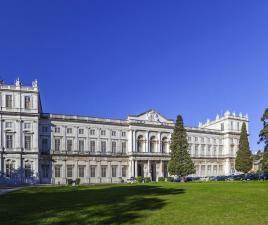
[
  {"left": 144, "top": 177, "right": 151, "bottom": 183},
  {"left": 75, "top": 178, "right": 81, "bottom": 185},
  {"left": 158, "top": 177, "right": 165, "bottom": 182},
  {"left": 67, "top": 179, "right": 73, "bottom": 185},
  {"left": 167, "top": 177, "right": 174, "bottom": 182},
  {"left": 136, "top": 176, "right": 143, "bottom": 183}
]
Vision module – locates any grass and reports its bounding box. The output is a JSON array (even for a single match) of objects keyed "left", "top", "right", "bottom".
[{"left": 0, "top": 181, "right": 268, "bottom": 225}]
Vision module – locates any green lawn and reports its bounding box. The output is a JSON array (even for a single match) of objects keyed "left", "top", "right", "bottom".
[{"left": 0, "top": 182, "right": 268, "bottom": 225}]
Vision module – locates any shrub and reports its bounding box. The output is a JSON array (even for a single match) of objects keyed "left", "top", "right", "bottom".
[
  {"left": 144, "top": 177, "right": 151, "bottom": 183},
  {"left": 136, "top": 176, "right": 143, "bottom": 183},
  {"left": 75, "top": 178, "right": 81, "bottom": 185},
  {"left": 67, "top": 179, "right": 73, "bottom": 185},
  {"left": 167, "top": 177, "right": 174, "bottom": 182},
  {"left": 158, "top": 177, "right": 165, "bottom": 182}
]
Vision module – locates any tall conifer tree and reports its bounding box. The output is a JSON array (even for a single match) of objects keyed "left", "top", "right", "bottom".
[
  {"left": 259, "top": 108, "right": 268, "bottom": 172},
  {"left": 168, "top": 115, "right": 195, "bottom": 179},
  {"left": 235, "top": 122, "right": 252, "bottom": 173}
]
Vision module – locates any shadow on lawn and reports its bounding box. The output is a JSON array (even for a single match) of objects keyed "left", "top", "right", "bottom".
[{"left": 0, "top": 185, "right": 185, "bottom": 225}]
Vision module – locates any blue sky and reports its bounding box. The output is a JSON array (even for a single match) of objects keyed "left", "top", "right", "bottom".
[{"left": 0, "top": 1, "right": 267, "bottom": 151}]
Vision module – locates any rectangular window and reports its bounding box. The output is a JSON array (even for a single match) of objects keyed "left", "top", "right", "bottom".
[
  {"left": 24, "top": 96, "right": 31, "bottom": 109},
  {"left": 207, "top": 165, "right": 211, "bottom": 175},
  {"left": 67, "top": 165, "right": 73, "bottom": 178},
  {"left": 101, "top": 130, "right": 106, "bottom": 136},
  {"left": 195, "top": 144, "right": 199, "bottom": 156},
  {"left": 195, "top": 137, "right": 198, "bottom": 142},
  {"left": 112, "top": 131, "right": 116, "bottom": 136},
  {"left": 6, "top": 95, "right": 12, "bottom": 108},
  {"left": 79, "top": 129, "right": 84, "bottom": 135},
  {"left": 67, "top": 140, "right": 73, "bottom": 151},
  {"left": 112, "top": 141, "right": 116, "bottom": 153},
  {"left": 122, "top": 166, "right": 127, "bottom": 177},
  {"left": 24, "top": 123, "right": 31, "bottom": 129},
  {"left": 219, "top": 165, "right": 223, "bottom": 174},
  {"left": 90, "top": 166, "right": 96, "bottom": 177},
  {"left": 219, "top": 146, "right": 223, "bottom": 156},
  {"left": 122, "top": 131, "right": 126, "bottom": 137},
  {"left": 213, "top": 146, "right": 217, "bottom": 156},
  {"left": 122, "top": 142, "right": 126, "bottom": 153},
  {"left": 90, "top": 129, "right": 95, "bottom": 135},
  {"left": 78, "top": 166, "right": 85, "bottom": 178},
  {"left": 221, "top": 123, "right": 224, "bottom": 131},
  {"left": 67, "top": 128, "right": 72, "bottom": 134},
  {"left": 188, "top": 136, "right": 191, "bottom": 141},
  {"left": 201, "top": 144, "right": 205, "bottom": 155},
  {"left": 207, "top": 145, "right": 211, "bottom": 155},
  {"left": 55, "top": 139, "right": 61, "bottom": 151},
  {"left": 213, "top": 165, "right": 217, "bottom": 175},
  {"left": 90, "top": 140, "right": 95, "bottom": 152},
  {"left": 101, "top": 166, "right": 107, "bottom": 177},
  {"left": 42, "top": 165, "right": 49, "bottom": 178},
  {"left": 6, "top": 134, "right": 13, "bottom": 149},
  {"left": 101, "top": 141, "right": 106, "bottom": 153},
  {"left": 201, "top": 137, "right": 204, "bottom": 143},
  {"left": 42, "top": 126, "right": 48, "bottom": 133},
  {"left": 24, "top": 135, "right": 31, "bottom": 150},
  {"left": 42, "top": 138, "right": 48, "bottom": 151},
  {"left": 5, "top": 122, "right": 12, "bottom": 129},
  {"left": 55, "top": 166, "right": 61, "bottom": 178},
  {"left": 78, "top": 139, "right": 84, "bottom": 152},
  {"left": 112, "top": 166, "right": 117, "bottom": 177},
  {"left": 55, "top": 127, "right": 60, "bottom": 133}
]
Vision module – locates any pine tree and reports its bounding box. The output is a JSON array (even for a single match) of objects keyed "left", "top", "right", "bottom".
[
  {"left": 259, "top": 108, "right": 268, "bottom": 172},
  {"left": 168, "top": 115, "right": 195, "bottom": 179},
  {"left": 235, "top": 122, "right": 252, "bottom": 173}
]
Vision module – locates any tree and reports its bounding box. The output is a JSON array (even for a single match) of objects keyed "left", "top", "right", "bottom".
[
  {"left": 235, "top": 122, "right": 252, "bottom": 173},
  {"left": 168, "top": 115, "right": 195, "bottom": 179},
  {"left": 259, "top": 108, "right": 268, "bottom": 172}
]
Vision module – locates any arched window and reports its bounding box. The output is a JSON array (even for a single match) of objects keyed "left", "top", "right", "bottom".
[
  {"left": 137, "top": 135, "right": 144, "bottom": 152},
  {"left": 150, "top": 136, "right": 157, "bottom": 153},
  {"left": 162, "top": 137, "right": 168, "bottom": 153},
  {"left": 25, "top": 163, "right": 32, "bottom": 178}
]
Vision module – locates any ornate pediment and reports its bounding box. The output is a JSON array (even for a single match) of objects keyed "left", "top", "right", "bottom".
[{"left": 127, "top": 109, "right": 173, "bottom": 125}]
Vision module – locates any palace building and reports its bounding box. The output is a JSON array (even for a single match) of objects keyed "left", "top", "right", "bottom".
[{"left": 0, "top": 79, "right": 249, "bottom": 184}]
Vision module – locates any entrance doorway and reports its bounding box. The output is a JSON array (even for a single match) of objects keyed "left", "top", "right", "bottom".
[
  {"left": 150, "top": 164, "right": 156, "bottom": 181},
  {"left": 137, "top": 163, "right": 144, "bottom": 177}
]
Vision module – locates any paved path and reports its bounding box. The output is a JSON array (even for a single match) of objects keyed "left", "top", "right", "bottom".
[{"left": 0, "top": 187, "right": 23, "bottom": 196}]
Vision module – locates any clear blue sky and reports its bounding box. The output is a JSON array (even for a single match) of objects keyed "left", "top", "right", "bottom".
[{"left": 0, "top": 1, "right": 267, "bottom": 151}]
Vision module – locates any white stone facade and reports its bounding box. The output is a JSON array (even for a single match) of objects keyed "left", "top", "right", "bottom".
[{"left": 0, "top": 79, "right": 249, "bottom": 184}]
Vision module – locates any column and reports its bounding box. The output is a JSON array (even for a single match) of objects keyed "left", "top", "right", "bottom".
[
  {"left": 147, "top": 132, "right": 150, "bottom": 152},
  {"left": 158, "top": 132, "right": 161, "bottom": 153},
  {"left": 118, "top": 161, "right": 122, "bottom": 177},
  {"left": 147, "top": 160, "right": 151, "bottom": 177},
  {"left": 160, "top": 160, "right": 163, "bottom": 177},
  {"left": 134, "top": 160, "right": 138, "bottom": 177},
  {"left": 108, "top": 161, "right": 111, "bottom": 183},
  {"left": 97, "top": 161, "right": 101, "bottom": 183},
  {"left": 86, "top": 160, "right": 90, "bottom": 183}
]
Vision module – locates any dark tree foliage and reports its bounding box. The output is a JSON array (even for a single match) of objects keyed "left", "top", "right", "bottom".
[
  {"left": 235, "top": 122, "right": 252, "bottom": 173},
  {"left": 259, "top": 108, "right": 268, "bottom": 172},
  {"left": 168, "top": 115, "right": 195, "bottom": 178}
]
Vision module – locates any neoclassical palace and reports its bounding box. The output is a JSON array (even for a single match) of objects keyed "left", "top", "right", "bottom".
[{"left": 0, "top": 79, "right": 249, "bottom": 184}]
